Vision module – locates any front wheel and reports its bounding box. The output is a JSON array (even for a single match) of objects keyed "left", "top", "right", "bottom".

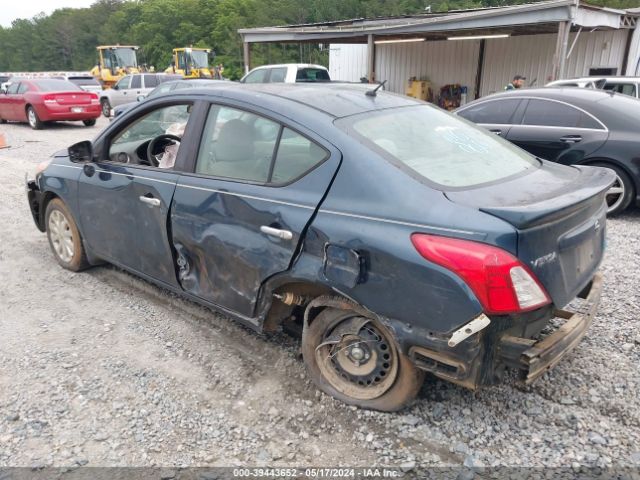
[
  {"left": 27, "top": 106, "right": 43, "bottom": 130},
  {"left": 100, "top": 98, "right": 111, "bottom": 118},
  {"left": 45, "top": 198, "right": 90, "bottom": 271},
  {"left": 83, "top": 119, "right": 97, "bottom": 127},
  {"left": 302, "top": 307, "right": 424, "bottom": 411}
]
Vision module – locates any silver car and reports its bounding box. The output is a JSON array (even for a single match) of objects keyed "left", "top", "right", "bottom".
[{"left": 99, "top": 74, "right": 180, "bottom": 117}]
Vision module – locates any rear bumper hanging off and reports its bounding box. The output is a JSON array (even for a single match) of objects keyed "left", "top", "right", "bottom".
[{"left": 498, "top": 273, "right": 602, "bottom": 384}]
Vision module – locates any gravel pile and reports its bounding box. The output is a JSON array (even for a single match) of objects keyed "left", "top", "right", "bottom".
[{"left": 0, "top": 118, "right": 638, "bottom": 474}]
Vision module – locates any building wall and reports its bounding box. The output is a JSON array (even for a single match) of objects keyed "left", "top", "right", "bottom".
[
  {"left": 625, "top": 27, "right": 640, "bottom": 75},
  {"left": 374, "top": 40, "right": 481, "bottom": 98},
  {"left": 330, "top": 28, "right": 631, "bottom": 99},
  {"left": 329, "top": 44, "right": 368, "bottom": 82},
  {"left": 481, "top": 29, "right": 629, "bottom": 96}
]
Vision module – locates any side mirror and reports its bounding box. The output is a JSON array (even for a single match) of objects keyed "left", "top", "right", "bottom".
[
  {"left": 68, "top": 140, "right": 94, "bottom": 163},
  {"left": 136, "top": 94, "right": 145, "bottom": 102}
]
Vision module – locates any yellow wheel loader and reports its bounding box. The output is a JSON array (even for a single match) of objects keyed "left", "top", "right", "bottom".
[
  {"left": 165, "top": 48, "right": 213, "bottom": 78},
  {"left": 90, "top": 45, "right": 141, "bottom": 89}
]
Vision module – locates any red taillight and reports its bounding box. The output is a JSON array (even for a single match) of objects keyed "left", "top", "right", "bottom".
[
  {"left": 411, "top": 234, "right": 550, "bottom": 315},
  {"left": 43, "top": 94, "right": 56, "bottom": 104}
]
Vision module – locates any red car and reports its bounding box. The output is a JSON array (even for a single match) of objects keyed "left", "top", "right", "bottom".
[{"left": 0, "top": 78, "right": 101, "bottom": 129}]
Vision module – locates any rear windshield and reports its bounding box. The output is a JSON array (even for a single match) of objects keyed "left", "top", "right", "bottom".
[
  {"left": 338, "top": 105, "right": 538, "bottom": 189},
  {"left": 296, "top": 68, "right": 330, "bottom": 82},
  {"left": 32, "top": 79, "right": 82, "bottom": 92},
  {"left": 67, "top": 77, "right": 100, "bottom": 86}
]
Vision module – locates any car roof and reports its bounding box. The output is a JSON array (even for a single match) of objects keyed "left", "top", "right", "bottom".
[
  {"left": 460, "top": 86, "right": 640, "bottom": 130},
  {"left": 249, "top": 63, "right": 328, "bottom": 70},
  {"left": 473, "top": 86, "right": 617, "bottom": 103},
  {"left": 172, "top": 83, "right": 420, "bottom": 118}
]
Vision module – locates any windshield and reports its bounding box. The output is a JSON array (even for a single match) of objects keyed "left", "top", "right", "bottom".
[
  {"left": 113, "top": 48, "right": 137, "bottom": 67},
  {"left": 339, "top": 105, "right": 538, "bottom": 189},
  {"left": 188, "top": 50, "right": 209, "bottom": 68}
]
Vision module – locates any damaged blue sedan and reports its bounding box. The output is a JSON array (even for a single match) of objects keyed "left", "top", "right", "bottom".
[{"left": 27, "top": 84, "right": 614, "bottom": 411}]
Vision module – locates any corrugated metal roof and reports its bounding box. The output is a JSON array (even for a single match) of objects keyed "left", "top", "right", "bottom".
[{"left": 240, "top": 1, "right": 632, "bottom": 44}]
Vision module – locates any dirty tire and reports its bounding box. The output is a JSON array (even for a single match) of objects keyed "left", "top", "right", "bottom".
[
  {"left": 27, "top": 106, "right": 43, "bottom": 130},
  {"left": 302, "top": 307, "right": 424, "bottom": 412},
  {"left": 592, "top": 162, "right": 634, "bottom": 216},
  {"left": 83, "top": 119, "right": 97, "bottom": 127},
  {"left": 45, "top": 198, "right": 90, "bottom": 272}
]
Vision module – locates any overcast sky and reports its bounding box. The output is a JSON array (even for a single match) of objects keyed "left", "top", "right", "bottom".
[{"left": 1, "top": 0, "right": 96, "bottom": 28}]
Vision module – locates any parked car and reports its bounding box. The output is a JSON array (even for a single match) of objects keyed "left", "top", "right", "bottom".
[
  {"left": 112, "top": 78, "right": 226, "bottom": 118},
  {"left": 99, "top": 73, "right": 181, "bottom": 117},
  {"left": 546, "top": 76, "right": 640, "bottom": 99},
  {"left": 240, "top": 64, "right": 330, "bottom": 84},
  {"left": 27, "top": 84, "right": 613, "bottom": 411},
  {"left": 546, "top": 77, "right": 606, "bottom": 89},
  {"left": 65, "top": 75, "right": 103, "bottom": 95},
  {"left": 456, "top": 87, "right": 639, "bottom": 215},
  {"left": 0, "top": 78, "right": 100, "bottom": 129}
]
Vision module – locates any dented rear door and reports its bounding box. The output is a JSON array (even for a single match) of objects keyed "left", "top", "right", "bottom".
[{"left": 170, "top": 103, "right": 341, "bottom": 319}]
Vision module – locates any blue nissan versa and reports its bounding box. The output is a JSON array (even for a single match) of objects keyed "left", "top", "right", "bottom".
[{"left": 26, "top": 84, "right": 614, "bottom": 411}]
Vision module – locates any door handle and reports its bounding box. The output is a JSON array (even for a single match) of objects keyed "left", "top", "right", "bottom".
[
  {"left": 139, "top": 195, "right": 160, "bottom": 207},
  {"left": 260, "top": 225, "right": 293, "bottom": 240},
  {"left": 489, "top": 129, "right": 502, "bottom": 136},
  {"left": 560, "top": 135, "right": 582, "bottom": 143}
]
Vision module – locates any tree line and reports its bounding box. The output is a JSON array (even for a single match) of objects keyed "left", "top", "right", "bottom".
[{"left": 0, "top": 0, "right": 638, "bottom": 80}]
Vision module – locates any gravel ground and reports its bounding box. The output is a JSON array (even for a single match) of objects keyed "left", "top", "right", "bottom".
[{"left": 0, "top": 117, "right": 639, "bottom": 474}]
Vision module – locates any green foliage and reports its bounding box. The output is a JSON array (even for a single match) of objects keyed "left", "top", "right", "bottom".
[{"left": 0, "top": 0, "right": 639, "bottom": 78}]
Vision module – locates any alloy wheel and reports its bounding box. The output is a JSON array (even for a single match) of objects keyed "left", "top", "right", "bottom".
[
  {"left": 28, "top": 108, "right": 37, "bottom": 128},
  {"left": 605, "top": 173, "right": 625, "bottom": 214},
  {"left": 48, "top": 210, "right": 75, "bottom": 263}
]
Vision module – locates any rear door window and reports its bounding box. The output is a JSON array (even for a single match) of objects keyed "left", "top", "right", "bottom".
[
  {"left": 144, "top": 75, "right": 159, "bottom": 88},
  {"left": 457, "top": 99, "right": 520, "bottom": 124},
  {"left": 130, "top": 75, "right": 142, "bottom": 89},
  {"left": 195, "top": 105, "right": 328, "bottom": 184},
  {"left": 195, "top": 106, "right": 279, "bottom": 182},
  {"left": 268, "top": 67, "right": 287, "bottom": 83},
  {"left": 522, "top": 99, "right": 597, "bottom": 128},
  {"left": 17, "top": 83, "right": 28, "bottom": 94},
  {"left": 271, "top": 128, "right": 328, "bottom": 183}
]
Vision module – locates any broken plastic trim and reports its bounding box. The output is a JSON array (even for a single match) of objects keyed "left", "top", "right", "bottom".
[{"left": 448, "top": 313, "right": 491, "bottom": 347}]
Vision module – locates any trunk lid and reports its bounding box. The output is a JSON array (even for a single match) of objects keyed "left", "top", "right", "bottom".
[
  {"left": 50, "top": 91, "right": 94, "bottom": 105},
  {"left": 445, "top": 162, "right": 614, "bottom": 308}
]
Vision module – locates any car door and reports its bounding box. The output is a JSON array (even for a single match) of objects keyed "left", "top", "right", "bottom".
[
  {"left": 110, "top": 75, "right": 132, "bottom": 107},
  {"left": 170, "top": 102, "right": 341, "bottom": 319},
  {"left": 505, "top": 98, "right": 608, "bottom": 164},
  {"left": 14, "top": 82, "right": 29, "bottom": 120},
  {"left": 141, "top": 74, "right": 158, "bottom": 97},
  {"left": 78, "top": 101, "right": 197, "bottom": 285},
  {"left": 2, "top": 82, "right": 22, "bottom": 120},
  {"left": 456, "top": 98, "right": 523, "bottom": 138}
]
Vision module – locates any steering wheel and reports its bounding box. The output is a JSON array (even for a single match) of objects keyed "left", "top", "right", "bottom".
[{"left": 147, "top": 134, "right": 181, "bottom": 167}]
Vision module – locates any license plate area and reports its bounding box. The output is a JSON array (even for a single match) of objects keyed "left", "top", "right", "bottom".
[{"left": 71, "top": 107, "right": 84, "bottom": 113}]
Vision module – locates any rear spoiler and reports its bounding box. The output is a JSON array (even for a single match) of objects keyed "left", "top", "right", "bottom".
[{"left": 479, "top": 166, "right": 615, "bottom": 229}]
